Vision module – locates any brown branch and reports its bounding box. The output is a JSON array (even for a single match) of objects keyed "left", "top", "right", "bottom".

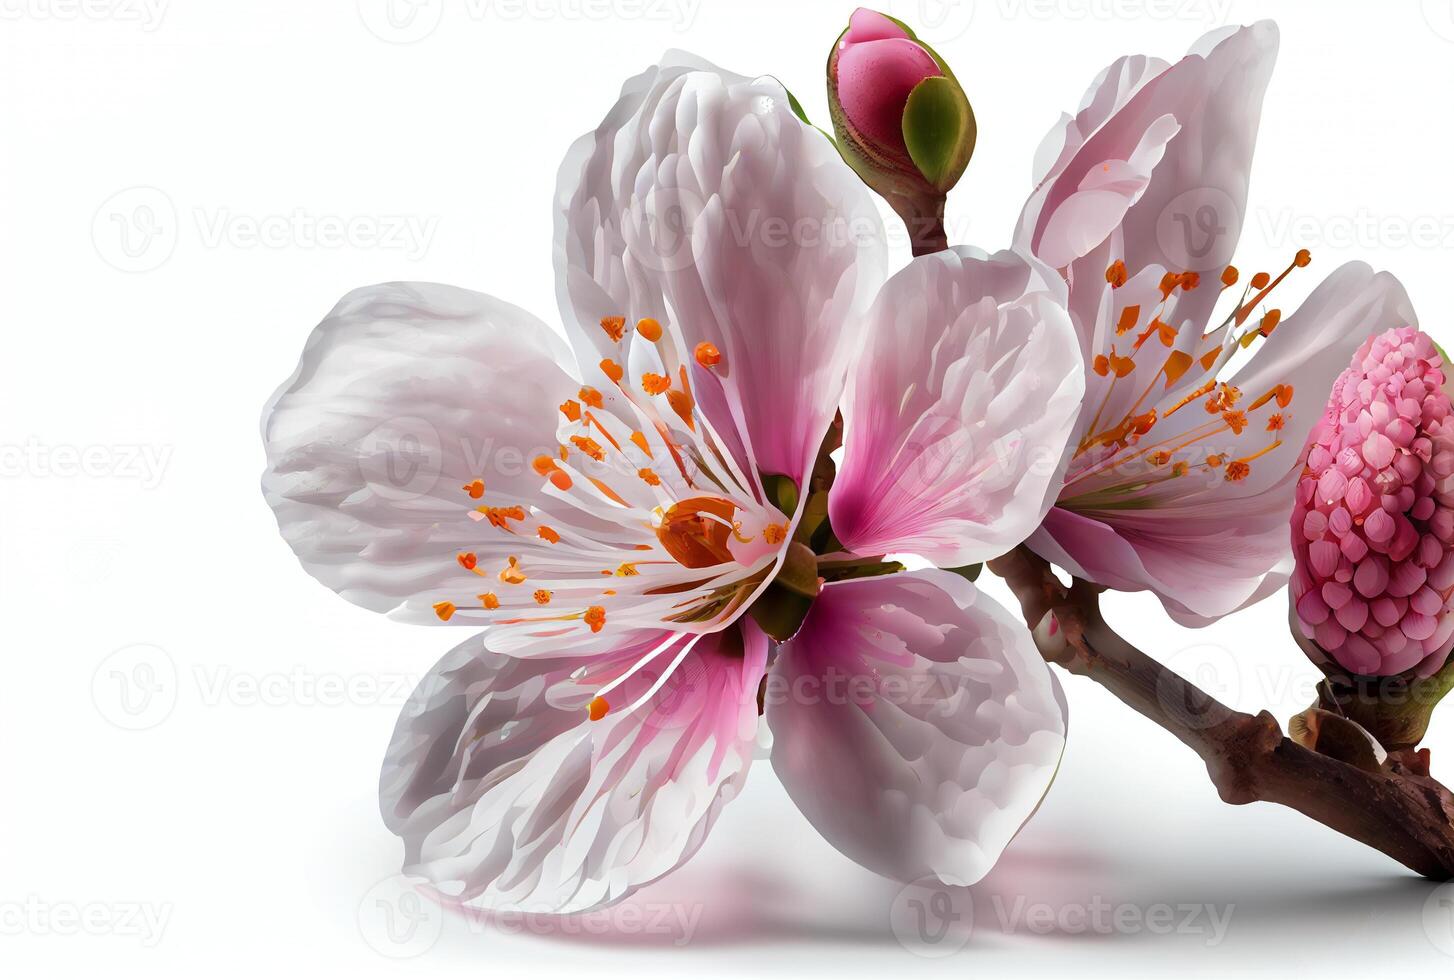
[{"left": 987, "top": 545, "right": 1454, "bottom": 880}]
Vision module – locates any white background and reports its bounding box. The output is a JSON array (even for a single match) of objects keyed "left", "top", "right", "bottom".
[{"left": 4, "top": 0, "right": 1454, "bottom": 975}]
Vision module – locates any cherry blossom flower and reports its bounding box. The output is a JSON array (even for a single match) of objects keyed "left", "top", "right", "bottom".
[
  {"left": 262, "top": 54, "right": 1083, "bottom": 912},
  {"left": 1014, "top": 22, "right": 1417, "bottom": 625}
]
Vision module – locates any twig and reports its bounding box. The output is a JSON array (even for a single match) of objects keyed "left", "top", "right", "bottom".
[{"left": 987, "top": 545, "right": 1454, "bottom": 880}]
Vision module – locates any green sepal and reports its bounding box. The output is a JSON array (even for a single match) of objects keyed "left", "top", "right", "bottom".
[
  {"left": 902, "top": 75, "right": 976, "bottom": 193},
  {"left": 944, "top": 562, "right": 983, "bottom": 583}
]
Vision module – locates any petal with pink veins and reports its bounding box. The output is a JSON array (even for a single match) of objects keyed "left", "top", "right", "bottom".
[
  {"left": 381, "top": 623, "right": 768, "bottom": 914},
  {"left": 767, "top": 570, "right": 1068, "bottom": 886},
  {"left": 830, "top": 248, "right": 1084, "bottom": 568},
  {"left": 556, "top": 57, "right": 887, "bottom": 489}
]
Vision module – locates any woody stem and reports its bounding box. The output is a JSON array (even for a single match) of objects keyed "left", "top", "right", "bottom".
[{"left": 986, "top": 544, "right": 1454, "bottom": 880}]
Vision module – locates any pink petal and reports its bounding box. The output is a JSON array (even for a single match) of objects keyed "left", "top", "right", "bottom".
[
  {"left": 832, "top": 249, "right": 1084, "bottom": 566},
  {"left": 768, "top": 570, "right": 1067, "bottom": 886},
  {"left": 555, "top": 58, "right": 886, "bottom": 488},
  {"left": 381, "top": 625, "right": 768, "bottom": 913}
]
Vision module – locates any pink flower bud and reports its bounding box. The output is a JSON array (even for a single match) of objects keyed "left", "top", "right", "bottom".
[
  {"left": 827, "top": 9, "right": 976, "bottom": 222},
  {"left": 1291, "top": 326, "right": 1454, "bottom": 677},
  {"left": 835, "top": 10, "right": 942, "bottom": 160}
]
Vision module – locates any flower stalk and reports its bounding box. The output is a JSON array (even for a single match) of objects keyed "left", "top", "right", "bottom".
[{"left": 988, "top": 545, "right": 1454, "bottom": 880}]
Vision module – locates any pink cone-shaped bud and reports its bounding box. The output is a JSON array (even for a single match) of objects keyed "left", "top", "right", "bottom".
[
  {"left": 1291, "top": 326, "right": 1454, "bottom": 678},
  {"left": 827, "top": 9, "right": 975, "bottom": 247}
]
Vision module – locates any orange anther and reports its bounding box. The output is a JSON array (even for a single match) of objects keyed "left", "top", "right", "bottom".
[
  {"left": 638, "top": 467, "right": 661, "bottom": 486},
  {"left": 579, "top": 386, "right": 604, "bottom": 409},
  {"left": 1250, "top": 271, "right": 1271, "bottom": 289},
  {"left": 479, "top": 505, "right": 526, "bottom": 530},
  {"left": 537, "top": 526, "right": 561, "bottom": 544},
  {"left": 1294, "top": 248, "right": 1312, "bottom": 268},
  {"left": 584, "top": 605, "right": 606, "bottom": 633},
  {"left": 560, "top": 399, "right": 582, "bottom": 422},
  {"left": 499, "top": 557, "right": 527, "bottom": 584},
  {"left": 478, "top": 592, "right": 500, "bottom": 609},
  {"left": 570, "top": 435, "right": 606, "bottom": 461},
  {"left": 630, "top": 430, "right": 651, "bottom": 454},
  {"left": 667, "top": 388, "right": 696, "bottom": 429},
  {"left": 599, "top": 316, "right": 626, "bottom": 343},
  {"left": 457, "top": 552, "right": 478, "bottom": 571},
  {"left": 1223, "top": 410, "right": 1248, "bottom": 435},
  {"left": 1116, "top": 305, "right": 1141, "bottom": 335},
  {"left": 1179, "top": 271, "right": 1201, "bottom": 290},
  {"left": 1221, "top": 265, "right": 1239, "bottom": 288},
  {"left": 432, "top": 601, "right": 457, "bottom": 622},
  {"left": 549, "top": 469, "right": 573, "bottom": 491},
  {"left": 532, "top": 455, "right": 558, "bottom": 477},
  {"left": 642, "top": 372, "right": 671, "bottom": 396},
  {"left": 600, "top": 358, "right": 624, "bottom": 383},
  {"left": 1105, "top": 260, "right": 1128, "bottom": 288},
  {"left": 587, "top": 696, "right": 610, "bottom": 721},
  {"left": 636, "top": 317, "right": 662, "bottom": 342},
  {"left": 762, "top": 523, "right": 788, "bottom": 545},
  {"left": 533, "top": 589, "right": 552, "bottom": 605},
  {"left": 1225, "top": 461, "right": 1250, "bottom": 482},
  {"left": 694, "top": 342, "right": 721, "bottom": 368},
  {"left": 1259, "top": 309, "right": 1281, "bottom": 336},
  {"left": 1163, "top": 350, "right": 1193, "bottom": 387},
  {"left": 1266, "top": 413, "right": 1285, "bottom": 432},
  {"left": 462, "top": 479, "right": 485, "bottom": 499},
  {"left": 615, "top": 562, "right": 639, "bottom": 577}
]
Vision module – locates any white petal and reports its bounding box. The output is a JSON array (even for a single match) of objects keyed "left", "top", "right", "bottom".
[
  {"left": 767, "top": 570, "right": 1068, "bottom": 887},
  {"left": 262, "top": 281, "right": 773, "bottom": 646},
  {"left": 261, "top": 282, "right": 575, "bottom": 619}
]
